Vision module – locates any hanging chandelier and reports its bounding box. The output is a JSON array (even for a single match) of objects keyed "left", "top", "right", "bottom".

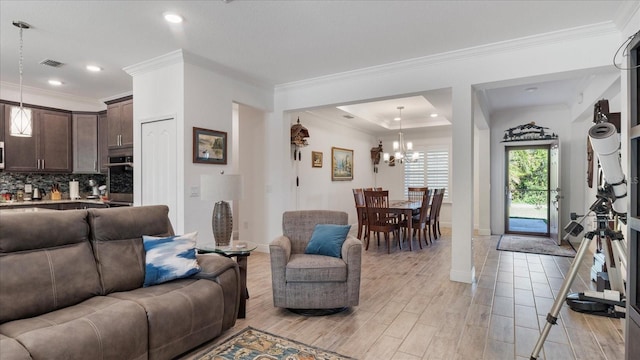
[
  {"left": 383, "top": 106, "right": 418, "bottom": 165},
  {"left": 10, "top": 21, "right": 32, "bottom": 137}
]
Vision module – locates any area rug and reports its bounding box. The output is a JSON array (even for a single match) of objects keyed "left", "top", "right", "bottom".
[
  {"left": 497, "top": 234, "right": 576, "bottom": 257},
  {"left": 195, "top": 327, "right": 355, "bottom": 360}
]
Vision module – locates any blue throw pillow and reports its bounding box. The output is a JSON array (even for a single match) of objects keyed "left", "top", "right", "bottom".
[
  {"left": 143, "top": 232, "right": 201, "bottom": 287},
  {"left": 305, "top": 224, "right": 351, "bottom": 258}
]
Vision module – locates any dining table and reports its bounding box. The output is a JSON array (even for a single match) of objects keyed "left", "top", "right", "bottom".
[{"left": 388, "top": 199, "right": 422, "bottom": 251}]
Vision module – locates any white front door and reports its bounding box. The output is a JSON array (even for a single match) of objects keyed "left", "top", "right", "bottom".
[
  {"left": 141, "top": 118, "right": 177, "bottom": 229},
  {"left": 549, "top": 141, "right": 561, "bottom": 245}
]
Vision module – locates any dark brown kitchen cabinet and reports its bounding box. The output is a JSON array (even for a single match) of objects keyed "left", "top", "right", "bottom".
[
  {"left": 3, "top": 106, "right": 72, "bottom": 172},
  {"left": 98, "top": 111, "right": 109, "bottom": 173},
  {"left": 107, "top": 97, "right": 133, "bottom": 149},
  {"left": 73, "top": 114, "right": 98, "bottom": 173},
  {"left": 0, "top": 104, "right": 5, "bottom": 142}
]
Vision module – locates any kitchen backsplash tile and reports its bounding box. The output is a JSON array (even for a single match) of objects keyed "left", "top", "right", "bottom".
[{"left": 0, "top": 172, "right": 107, "bottom": 199}]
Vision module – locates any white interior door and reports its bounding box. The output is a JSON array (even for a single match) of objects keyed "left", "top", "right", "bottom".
[
  {"left": 549, "top": 141, "right": 561, "bottom": 245},
  {"left": 141, "top": 118, "right": 177, "bottom": 228}
]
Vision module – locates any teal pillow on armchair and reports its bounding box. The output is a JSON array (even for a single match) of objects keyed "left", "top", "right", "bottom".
[{"left": 304, "top": 224, "right": 351, "bottom": 258}]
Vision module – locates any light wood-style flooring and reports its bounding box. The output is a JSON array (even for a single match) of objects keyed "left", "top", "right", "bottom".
[{"left": 183, "top": 229, "right": 625, "bottom": 359}]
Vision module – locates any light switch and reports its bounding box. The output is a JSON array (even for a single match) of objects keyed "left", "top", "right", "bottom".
[{"left": 190, "top": 186, "right": 200, "bottom": 198}]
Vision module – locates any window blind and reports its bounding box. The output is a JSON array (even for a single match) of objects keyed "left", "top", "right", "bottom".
[
  {"left": 403, "top": 151, "right": 425, "bottom": 196},
  {"left": 426, "top": 150, "right": 449, "bottom": 198}
]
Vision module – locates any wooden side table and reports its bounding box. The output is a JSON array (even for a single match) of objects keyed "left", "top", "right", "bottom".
[{"left": 197, "top": 241, "right": 257, "bottom": 319}]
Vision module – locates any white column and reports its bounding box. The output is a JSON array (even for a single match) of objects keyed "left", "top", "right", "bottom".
[
  {"left": 450, "top": 84, "right": 475, "bottom": 283},
  {"left": 477, "top": 128, "right": 491, "bottom": 235}
]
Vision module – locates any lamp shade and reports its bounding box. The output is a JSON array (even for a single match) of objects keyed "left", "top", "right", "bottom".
[
  {"left": 10, "top": 106, "right": 32, "bottom": 137},
  {"left": 200, "top": 174, "right": 243, "bottom": 201}
]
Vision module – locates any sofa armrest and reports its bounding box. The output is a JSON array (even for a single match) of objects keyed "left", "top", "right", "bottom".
[
  {"left": 269, "top": 236, "right": 291, "bottom": 308},
  {"left": 341, "top": 235, "right": 362, "bottom": 262},
  {"left": 269, "top": 235, "right": 291, "bottom": 263},
  {"left": 341, "top": 235, "right": 362, "bottom": 306},
  {"left": 193, "top": 254, "right": 240, "bottom": 329}
]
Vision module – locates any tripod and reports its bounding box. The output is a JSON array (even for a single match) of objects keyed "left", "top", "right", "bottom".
[{"left": 530, "top": 195, "right": 627, "bottom": 360}]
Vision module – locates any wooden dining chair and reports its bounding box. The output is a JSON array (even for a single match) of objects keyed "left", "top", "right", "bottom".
[
  {"left": 433, "top": 188, "right": 445, "bottom": 239},
  {"left": 352, "top": 188, "right": 367, "bottom": 240},
  {"left": 363, "top": 190, "right": 400, "bottom": 253},
  {"left": 407, "top": 187, "right": 428, "bottom": 202},
  {"left": 400, "top": 189, "right": 433, "bottom": 248},
  {"left": 428, "top": 189, "right": 445, "bottom": 242},
  {"left": 407, "top": 186, "right": 428, "bottom": 216}
]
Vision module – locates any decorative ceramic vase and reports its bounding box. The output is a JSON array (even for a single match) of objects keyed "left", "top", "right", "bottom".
[{"left": 212, "top": 201, "right": 232, "bottom": 247}]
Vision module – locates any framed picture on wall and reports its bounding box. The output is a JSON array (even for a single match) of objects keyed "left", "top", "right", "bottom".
[
  {"left": 331, "top": 147, "right": 353, "bottom": 181},
  {"left": 193, "top": 127, "right": 227, "bottom": 164},
  {"left": 312, "top": 151, "right": 323, "bottom": 168}
]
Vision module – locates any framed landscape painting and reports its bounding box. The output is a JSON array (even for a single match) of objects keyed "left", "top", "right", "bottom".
[
  {"left": 331, "top": 147, "right": 353, "bottom": 181},
  {"left": 193, "top": 127, "right": 227, "bottom": 164}
]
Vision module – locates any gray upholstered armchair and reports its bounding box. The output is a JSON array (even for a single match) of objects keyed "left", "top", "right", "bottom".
[{"left": 269, "top": 210, "right": 362, "bottom": 311}]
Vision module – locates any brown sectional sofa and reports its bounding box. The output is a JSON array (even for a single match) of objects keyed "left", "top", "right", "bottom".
[{"left": 0, "top": 205, "right": 240, "bottom": 360}]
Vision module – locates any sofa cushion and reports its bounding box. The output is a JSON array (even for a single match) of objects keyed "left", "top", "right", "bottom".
[
  {"left": 305, "top": 224, "right": 351, "bottom": 258},
  {"left": 286, "top": 253, "right": 347, "bottom": 282},
  {"left": 0, "top": 296, "right": 148, "bottom": 360},
  {"left": 0, "top": 334, "right": 31, "bottom": 360},
  {"left": 87, "top": 206, "right": 174, "bottom": 294},
  {"left": 108, "top": 278, "right": 225, "bottom": 360},
  {"left": 0, "top": 210, "right": 101, "bottom": 324},
  {"left": 143, "top": 232, "right": 201, "bottom": 287}
]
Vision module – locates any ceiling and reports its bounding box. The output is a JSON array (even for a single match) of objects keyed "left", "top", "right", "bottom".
[{"left": 0, "top": 1, "right": 633, "bottom": 131}]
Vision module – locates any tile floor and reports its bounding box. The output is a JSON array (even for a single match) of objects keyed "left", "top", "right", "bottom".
[{"left": 184, "top": 228, "right": 626, "bottom": 360}]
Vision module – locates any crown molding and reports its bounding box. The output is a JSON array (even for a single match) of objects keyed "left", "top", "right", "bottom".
[
  {"left": 123, "top": 49, "right": 185, "bottom": 77},
  {"left": 275, "top": 22, "right": 620, "bottom": 93},
  {"left": 100, "top": 91, "right": 133, "bottom": 104},
  {"left": 0, "top": 81, "right": 105, "bottom": 109},
  {"left": 614, "top": 1, "right": 640, "bottom": 33},
  {"left": 182, "top": 51, "right": 273, "bottom": 91}
]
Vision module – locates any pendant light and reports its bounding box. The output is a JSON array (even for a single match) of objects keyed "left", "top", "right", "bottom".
[
  {"left": 10, "top": 21, "right": 32, "bottom": 137},
  {"left": 383, "top": 106, "right": 418, "bottom": 165}
]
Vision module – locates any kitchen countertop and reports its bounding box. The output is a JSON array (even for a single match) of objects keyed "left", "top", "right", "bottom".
[
  {"left": 0, "top": 207, "right": 60, "bottom": 213},
  {"left": 0, "top": 199, "right": 106, "bottom": 207}
]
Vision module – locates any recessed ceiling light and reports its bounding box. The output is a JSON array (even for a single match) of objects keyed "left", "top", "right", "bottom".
[
  {"left": 394, "top": 117, "right": 401, "bottom": 121},
  {"left": 430, "top": 113, "right": 438, "bottom": 118},
  {"left": 164, "top": 12, "right": 183, "bottom": 24},
  {"left": 48, "top": 79, "right": 62, "bottom": 86},
  {"left": 525, "top": 87, "right": 538, "bottom": 93},
  {"left": 86, "top": 65, "right": 102, "bottom": 72}
]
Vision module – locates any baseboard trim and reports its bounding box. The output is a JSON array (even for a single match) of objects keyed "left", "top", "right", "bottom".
[
  {"left": 477, "top": 229, "right": 491, "bottom": 236},
  {"left": 450, "top": 266, "right": 476, "bottom": 284}
]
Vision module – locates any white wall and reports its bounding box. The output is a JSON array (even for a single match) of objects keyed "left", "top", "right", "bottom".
[
  {"left": 128, "top": 53, "right": 184, "bottom": 231},
  {"left": 182, "top": 58, "right": 272, "bottom": 244},
  {"left": 290, "top": 112, "right": 377, "bottom": 224},
  {"left": 238, "top": 103, "right": 267, "bottom": 247},
  {"left": 126, "top": 50, "right": 273, "bottom": 246}
]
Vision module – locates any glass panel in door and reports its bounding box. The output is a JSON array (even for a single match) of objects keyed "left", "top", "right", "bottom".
[{"left": 505, "top": 146, "right": 550, "bottom": 235}]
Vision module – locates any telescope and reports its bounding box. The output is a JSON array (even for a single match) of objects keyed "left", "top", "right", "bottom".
[
  {"left": 531, "top": 106, "right": 628, "bottom": 360},
  {"left": 588, "top": 121, "right": 627, "bottom": 222}
]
